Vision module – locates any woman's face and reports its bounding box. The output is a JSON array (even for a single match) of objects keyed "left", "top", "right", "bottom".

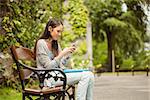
[{"left": 50, "top": 25, "right": 63, "bottom": 40}]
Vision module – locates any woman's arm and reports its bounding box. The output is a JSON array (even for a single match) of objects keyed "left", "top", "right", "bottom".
[
  {"left": 58, "top": 44, "right": 72, "bottom": 66},
  {"left": 36, "top": 40, "right": 75, "bottom": 69}
]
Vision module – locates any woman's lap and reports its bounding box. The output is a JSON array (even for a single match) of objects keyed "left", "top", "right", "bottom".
[{"left": 55, "top": 71, "right": 93, "bottom": 86}]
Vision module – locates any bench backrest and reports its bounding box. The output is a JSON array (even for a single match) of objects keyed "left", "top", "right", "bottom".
[{"left": 10, "top": 45, "right": 35, "bottom": 89}]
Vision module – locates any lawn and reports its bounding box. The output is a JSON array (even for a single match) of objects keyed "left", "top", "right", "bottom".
[{"left": 0, "top": 87, "right": 21, "bottom": 100}]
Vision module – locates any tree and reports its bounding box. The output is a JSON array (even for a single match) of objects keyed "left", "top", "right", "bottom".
[
  {"left": 85, "top": 0, "right": 148, "bottom": 71},
  {"left": 0, "top": 0, "right": 63, "bottom": 51}
]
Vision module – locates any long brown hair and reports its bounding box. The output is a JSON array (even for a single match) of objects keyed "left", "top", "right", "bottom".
[{"left": 34, "top": 18, "right": 63, "bottom": 59}]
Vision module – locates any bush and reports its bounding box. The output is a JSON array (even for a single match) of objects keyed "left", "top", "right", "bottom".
[
  {"left": 120, "top": 57, "right": 135, "bottom": 70},
  {"left": 0, "top": 52, "right": 20, "bottom": 89}
]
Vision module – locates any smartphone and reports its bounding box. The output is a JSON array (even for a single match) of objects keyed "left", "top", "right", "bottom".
[{"left": 71, "top": 41, "right": 78, "bottom": 47}]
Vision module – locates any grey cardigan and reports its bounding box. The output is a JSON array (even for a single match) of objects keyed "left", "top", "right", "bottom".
[{"left": 36, "top": 39, "right": 69, "bottom": 69}]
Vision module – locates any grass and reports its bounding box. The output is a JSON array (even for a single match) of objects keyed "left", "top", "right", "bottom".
[{"left": 0, "top": 87, "right": 21, "bottom": 100}]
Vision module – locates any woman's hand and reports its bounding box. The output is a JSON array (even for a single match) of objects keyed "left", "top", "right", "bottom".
[
  {"left": 55, "top": 46, "right": 76, "bottom": 60},
  {"left": 61, "top": 46, "right": 76, "bottom": 56}
]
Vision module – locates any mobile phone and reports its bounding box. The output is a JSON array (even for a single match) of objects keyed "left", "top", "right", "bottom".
[
  {"left": 72, "top": 43, "right": 76, "bottom": 47},
  {"left": 71, "top": 41, "right": 78, "bottom": 47}
]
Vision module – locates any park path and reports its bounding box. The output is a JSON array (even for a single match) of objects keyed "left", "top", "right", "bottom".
[{"left": 93, "top": 74, "right": 150, "bottom": 100}]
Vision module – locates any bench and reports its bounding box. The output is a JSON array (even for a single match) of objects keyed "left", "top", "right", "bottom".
[{"left": 10, "top": 45, "right": 75, "bottom": 100}]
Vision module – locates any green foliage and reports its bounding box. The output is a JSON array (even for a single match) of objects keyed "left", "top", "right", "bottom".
[
  {"left": 135, "top": 50, "right": 150, "bottom": 67},
  {"left": 85, "top": 0, "right": 149, "bottom": 70},
  {"left": 103, "top": 17, "right": 127, "bottom": 28},
  {"left": 49, "top": 0, "right": 63, "bottom": 19},
  {"left": 142, "top": 55, "right": 150, "bottom": 66},
  {"left": 62, "top": 0, "right": 89, "bottom": 68},
  {"left": 85, "top": 0, "right": 123, "bottom": 40},
  {"left": 93, "top": 41, "right": 107, "bottom": 66},
  {"left": 63, "top": 0, "right": 88, "bottom": 39},
  {"left": 120, "top": 57, "right": 135, "bottom": 70},
  {"left": 1, "top": 0, "right": 63, "bottom": 51}
]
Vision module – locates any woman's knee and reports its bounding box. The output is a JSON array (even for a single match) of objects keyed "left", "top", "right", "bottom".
[
  {"left": 83, "top": 71, "right": 94, "bottom": 81},
  {"left": 89, "top": 71, "right": 95, "bottom": 82}
]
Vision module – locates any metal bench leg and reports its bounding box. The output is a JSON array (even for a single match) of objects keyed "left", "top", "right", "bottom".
[{"left": 66, "top": 85, "right": 75, "bottom": 100}]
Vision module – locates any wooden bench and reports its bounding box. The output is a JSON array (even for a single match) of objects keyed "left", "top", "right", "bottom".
[{"left": 10, "top": 45, "right": 75, "bottom": 100}]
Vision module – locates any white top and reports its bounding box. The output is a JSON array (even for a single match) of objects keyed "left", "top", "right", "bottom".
[{"left": 36, "top": 39, "right": 70, "bottom": 69}]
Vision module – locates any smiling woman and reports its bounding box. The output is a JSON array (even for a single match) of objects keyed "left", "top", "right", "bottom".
[
  {"left": 50, "top": 24, "right": 63, "bottom": 40},
  {"left": 34, "top": 18, "right": 95, "bottom": 100}
]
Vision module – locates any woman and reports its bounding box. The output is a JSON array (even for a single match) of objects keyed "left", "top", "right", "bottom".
[{"left": 34, "top": 18, "right": 94, "bottom": 100}]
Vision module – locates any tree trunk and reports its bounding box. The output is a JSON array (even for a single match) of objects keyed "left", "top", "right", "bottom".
[{"left": 106, "top": 30, "right": 115, "bottom": 72}]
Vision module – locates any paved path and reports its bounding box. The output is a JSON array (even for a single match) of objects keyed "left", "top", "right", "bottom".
[{"left": 93, "top": 74, "right": 150, "bottom": 100}]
